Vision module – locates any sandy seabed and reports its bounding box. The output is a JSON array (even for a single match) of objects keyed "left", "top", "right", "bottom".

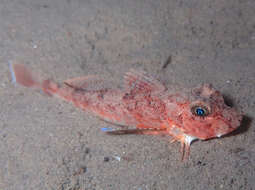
[{"left": 0, "top": 0, "right": 254, "bottom": 189}]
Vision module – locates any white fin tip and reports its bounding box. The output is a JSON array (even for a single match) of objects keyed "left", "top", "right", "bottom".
[
  {"left": 185, "top": 135, "right": 197, "bottom": 145},
  {"left": 9, "top": 61, "right": 16, "bottom": 84}
]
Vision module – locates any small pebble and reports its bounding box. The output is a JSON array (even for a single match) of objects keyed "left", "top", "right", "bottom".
[
  {"left": 85, "top": 147, "right": 90, "bottom": 154},
  {"left": 104, "top": 157, "right": 110, "bottom": 162},
  {"left": 73, "top": 166, "right": 87, "bottom": 176},
  {"left": 113, "top": 156, "right": 121, "bottom": 161}
]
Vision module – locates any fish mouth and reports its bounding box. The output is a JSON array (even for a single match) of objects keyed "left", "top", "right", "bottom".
[
  {"left": 228, "top": 110, "right": 243, "bottom": 130},
  {"left": 216, "top": 112, "right": 243, "bottom": 138}
]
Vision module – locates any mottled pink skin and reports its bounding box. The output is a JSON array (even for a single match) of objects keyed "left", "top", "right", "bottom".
[
  {"left": 76, "top": 75, "right": 242, "bottom": 141},
  {"left": 175, "top": 84, "right": 243, "bottom": 140},
  {"left": 12, "top": 65, "right": 243, "bottom": 159}
]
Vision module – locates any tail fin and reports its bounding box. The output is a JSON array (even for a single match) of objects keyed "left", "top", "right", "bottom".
[
  {"left": 9, "top": 63, "right": 40, "bottom": 88},
  {"left": 9, "top": 63, "right": 59, "bottom": 95}
]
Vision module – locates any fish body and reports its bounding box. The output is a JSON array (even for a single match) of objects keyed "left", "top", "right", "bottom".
[{"left": 10, "top": 64, "right": 242, "bottom": 160}]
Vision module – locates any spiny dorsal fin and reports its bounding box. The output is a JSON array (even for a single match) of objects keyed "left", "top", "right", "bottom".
[{"left": 124, "top": 69, "right": 166, "bottom": 94}]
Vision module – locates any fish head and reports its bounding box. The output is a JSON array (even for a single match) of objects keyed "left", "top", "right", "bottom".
[{"left": 181, "top": 84, "right": 242, "bottom": 140}]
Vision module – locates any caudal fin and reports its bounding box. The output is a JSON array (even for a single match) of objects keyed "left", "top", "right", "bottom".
[
  {"left": 9, "top": 63, "right": 59, "bottom": 96},
  {"left": 9, "top": 63, "right": 40, "bottom": 88}
]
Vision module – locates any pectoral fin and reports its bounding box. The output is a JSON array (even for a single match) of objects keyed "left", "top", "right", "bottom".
[{"left": 105, "top": 128, "right": 167, "bottom": 135}]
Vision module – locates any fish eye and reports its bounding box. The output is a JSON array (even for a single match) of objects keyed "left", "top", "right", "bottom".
[{"left": 190, "top": 104, "right": 210, "bottom": 117}]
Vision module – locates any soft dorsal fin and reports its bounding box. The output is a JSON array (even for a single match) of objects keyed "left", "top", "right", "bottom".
[
  {"left": 64, "top": 76, "right": 103, "bottom": 90},
  {"left": 124, "top": 69, "right": 166, "bottom": 94}
]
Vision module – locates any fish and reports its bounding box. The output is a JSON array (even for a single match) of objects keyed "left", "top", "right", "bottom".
[{"left": 10, "top": 64, "right": 243, "bottom": 160}]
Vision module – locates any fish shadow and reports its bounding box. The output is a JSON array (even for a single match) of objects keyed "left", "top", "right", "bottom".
[
  {"left": 224, "top": 115, "right": 252, "bottom": 138},
  {"left": 223, "top": 95, "right": 235, "bottom": 107},
  {"left": 222, "top": 94, "right": 252, "bottom": 137}
]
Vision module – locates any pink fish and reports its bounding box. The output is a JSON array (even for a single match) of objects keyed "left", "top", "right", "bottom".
[{"left": 10, "top": 64, "right": 242, "bottom": 160}]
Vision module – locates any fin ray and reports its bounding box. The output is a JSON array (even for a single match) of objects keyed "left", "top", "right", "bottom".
[{"left": 124, "top": 69, "right": 166, "bottom": 94}]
